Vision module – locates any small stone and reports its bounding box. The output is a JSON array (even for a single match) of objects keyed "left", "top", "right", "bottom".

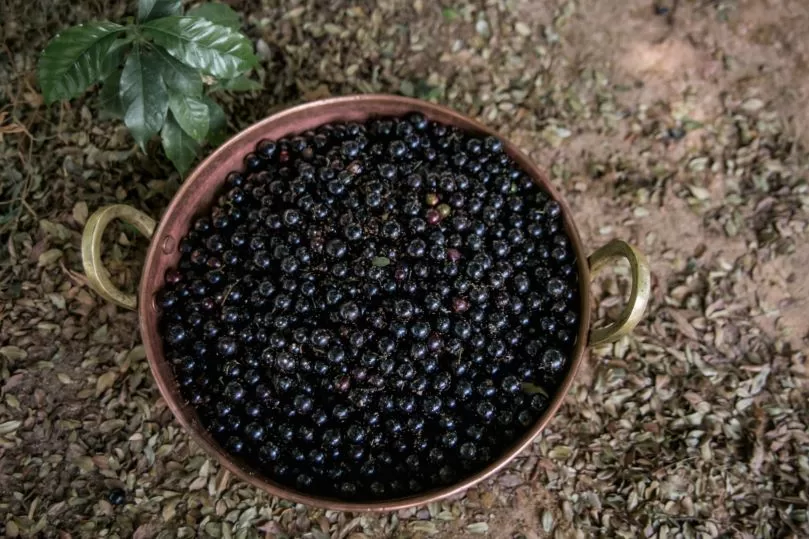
[
  {"left": 741, "top": 98, "right": 764, "bottom": 112},
  {"left": 541, "top": 510, "right": 554, "bottom": 532},
  {"left": 515, "top": 22, "right": 531, "bottom": 37},
  {"left": 256, "top": 39, "right": 272, "bottom": 61},
  {"left": 475, "top": 19, "right": 491, "bottom": 38}
]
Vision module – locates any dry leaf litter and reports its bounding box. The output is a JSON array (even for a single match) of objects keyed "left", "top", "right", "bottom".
[{"left": 1, "top": 0, "right": 808, "bottom": 537}]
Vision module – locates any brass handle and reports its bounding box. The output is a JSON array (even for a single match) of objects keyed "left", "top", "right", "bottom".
[
  {"left": 587, "top": 239, "right": 651, "bottom": 345},
  {"left": 81, "top": 204, "right": 157, "bottom": 310}
]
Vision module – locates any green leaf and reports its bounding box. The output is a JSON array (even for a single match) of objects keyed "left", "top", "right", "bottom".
[
  {"left": 414, "top": 80, "right": 442, "bottom": 101},
  {"left": 186, "top": 3, "right": 241, "bottom": 30},
  {"left": 521, "top": 382, "right": 549, "bottom": 397},
  {"left": 38, "top": 22, "right": 125, "bottom": 104},
  {"left": 120, "top": 45, "right": 169, "bottom": 150},
  {"left": 98, "top": 70, "right": 124, "bottom": 118},
  {"left": 162, "top": 113, "right": 200, "bottom": 174},
  {"left": 168, "top": 92, "right": 209, "bottom": 143},
  {"left": 153, "top": 47, "right": 203, "bottom": 96},
  {"left": 138, "top": 0, "right": 182, "bottom": 22},
  {"left": 442, "top": 7, "right": 459, "bottom": 21},
  {"left": 142, "top": 16, "right": 258, "bottom": 79},
  {"left": 203, "top": 96, "right": 227, "bottom": 146},
  {"left": 209, "top": 75, "right": 262, "bottom": 92},
  {"left": 97, "top": 39, "right": 130, "bottom": 120},
  {"left": 100, "top": 38, "right": 131, "bottom": 80}
]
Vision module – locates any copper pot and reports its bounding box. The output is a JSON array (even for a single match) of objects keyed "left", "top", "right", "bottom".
[{"left": 81, "top": 94, "right": 650, "bottom": 512}]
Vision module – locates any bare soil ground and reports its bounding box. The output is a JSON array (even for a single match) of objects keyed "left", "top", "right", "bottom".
[{"left": 1, "top": 0, "right": 808, "bottom": 537}]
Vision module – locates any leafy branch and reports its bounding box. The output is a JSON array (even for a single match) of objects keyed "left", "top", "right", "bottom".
[{"left": 37, "top": 0, "right": 260, "bottom": 174}]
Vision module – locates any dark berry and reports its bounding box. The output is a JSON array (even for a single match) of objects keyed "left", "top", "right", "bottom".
[
  {"left": 540, "top": 348, "right": 566, "bottom": 374},
  {"left": 325, "top": 239, "right": 347, "bottom": 258},
  {"left": 107, "top": 488, "right": 126, "bottom": 506},
  {"left": 158, "top": 114, "right": 581, "bottom": 501},
  {"left": 165, "top": 324, "right": 186, "bottom": 345}
]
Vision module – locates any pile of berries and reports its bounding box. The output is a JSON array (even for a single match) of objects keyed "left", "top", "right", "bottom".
[{"left": 158, "top": 114, "right": 579, "bottom": 500}]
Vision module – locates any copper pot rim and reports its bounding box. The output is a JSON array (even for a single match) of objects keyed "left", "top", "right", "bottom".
[{"left": 138, "top": 94, "right": 593, "bottom": 512}]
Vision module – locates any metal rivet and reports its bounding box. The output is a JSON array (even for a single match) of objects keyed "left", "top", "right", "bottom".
[{"left": 161, "top": 235, "right": 175, "bottom": 254}]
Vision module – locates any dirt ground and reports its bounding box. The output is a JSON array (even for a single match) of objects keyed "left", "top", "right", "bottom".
[{"left": 1, "top": 0, "right": 808, "bottom": 537}]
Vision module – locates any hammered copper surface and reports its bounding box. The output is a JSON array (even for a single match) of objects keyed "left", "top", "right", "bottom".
[{"left": 138, "top": 95, "right": 593, "bottom": 511}]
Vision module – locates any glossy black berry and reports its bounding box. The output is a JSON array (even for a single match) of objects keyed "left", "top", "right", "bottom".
[
  {"left": 107, "top": 488, "right": 126, "bottom": 506},
  {"left": 159, "top": 114, "right": 580, "bottom": 502}
]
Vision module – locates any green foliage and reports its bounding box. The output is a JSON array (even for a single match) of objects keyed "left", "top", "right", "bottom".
[
  {"left": 38, "top": 22, "right": 125, "bottom": 103},
  {"left": 203, "top": 96, "right": 228, "bottom": 146},
  {"left": 168, "top": 92, "right": 209, "bottom": 143},
  {"left": 209, "top": 75, "right": 262, "bottom": 93},
  {"left": 138, "top": 0, "right": 181, "bottom": 22},
  {"left": 37, "top": 0, "right": 260, "bottom": 174},
  {"left": 120, "top": 45, "right": 169, "bottom": 150},
  {"left": 186, "top": 3, "right": 241, "bottom": 30},
  {"left": 162, "top": 113, "right": 200, "bottom": 175},
  {"left": 142, "top": 16, "right": 257, "bottom": 79}
]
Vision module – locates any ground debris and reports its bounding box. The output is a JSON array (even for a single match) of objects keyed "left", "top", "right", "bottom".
[{"left": 1, "top": 0, "right": 808, "bottom": 537}]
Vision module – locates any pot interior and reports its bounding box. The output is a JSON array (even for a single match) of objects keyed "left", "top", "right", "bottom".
[{"left": 139, "top": 95, "right": 592, "bottom": 511}]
